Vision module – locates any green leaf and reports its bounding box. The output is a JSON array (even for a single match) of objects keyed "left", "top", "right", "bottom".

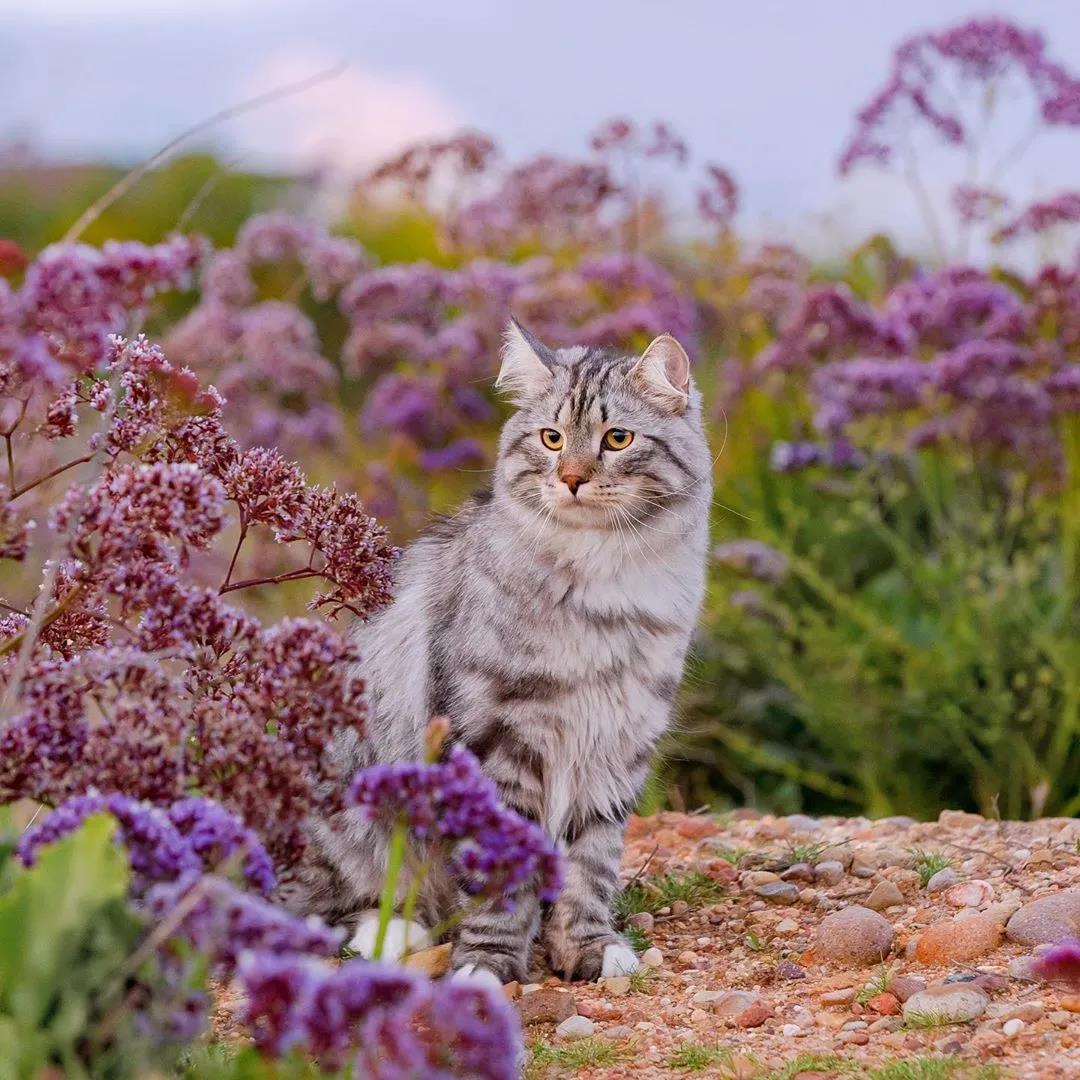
[{"left": 0, "top": 814, "right": 129, "bottom": 1028}]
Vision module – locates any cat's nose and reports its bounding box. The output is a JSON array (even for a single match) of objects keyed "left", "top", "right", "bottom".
[{"left": 560, "top": 473, "right": 587, "bottom": 495}]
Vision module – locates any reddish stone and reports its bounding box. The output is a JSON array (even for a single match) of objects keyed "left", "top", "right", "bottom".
[
  {"left": 517, "top": 989, "right": 576, "bottom": 1026},
  {"left": 676, "top": 816, "right": 720, "bottom": 839},
  {"left": 867, "top": 992, "right": 901, "bottom": 1016},
  {"left": 735, "top": 1000, "right": 774, "bottom": 1028}
]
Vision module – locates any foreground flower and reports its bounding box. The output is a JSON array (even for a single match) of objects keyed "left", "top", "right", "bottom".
[
  {"left": 240, "top": 952, "right": 520, "bottom": 1078},
  {"left": 348, "top": 746, "right": 563, "bottom": 907}
]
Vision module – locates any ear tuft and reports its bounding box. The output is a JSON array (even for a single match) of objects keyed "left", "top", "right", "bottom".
[
  {"left": 630, "top": 334, "right": 691, "bottom": 413},
  {"left": 496, "top": 319, "right": 555, "bottom": 403}
]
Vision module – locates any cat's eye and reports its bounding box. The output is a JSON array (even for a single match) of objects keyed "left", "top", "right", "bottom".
[
  {"left": 540, "top": 429, "right": 564, "bottom": 450},
  {"left": 602, "top": 428, "right": 635, "bottom": 450}
]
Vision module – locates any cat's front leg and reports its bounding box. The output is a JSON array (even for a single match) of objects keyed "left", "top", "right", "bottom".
[
  {"left": 542, "top": 813, "right": 639, "bottom": 981},
  {"left": 450, "top": 889, "right": 540, "bottom": 987}
]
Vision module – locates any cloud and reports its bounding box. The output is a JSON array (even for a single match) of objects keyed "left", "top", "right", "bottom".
[{"left": 228, "top": 52, "right": 464, "bottom": 177}]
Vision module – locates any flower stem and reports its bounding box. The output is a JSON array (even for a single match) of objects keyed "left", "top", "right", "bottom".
[{"left": 374, "top": 818, "right": 408, "bottom": 960}]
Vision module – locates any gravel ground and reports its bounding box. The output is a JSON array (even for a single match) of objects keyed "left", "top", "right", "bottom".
[{"left": 515, "top": 809, "right": 1080, "bottom": 1080}]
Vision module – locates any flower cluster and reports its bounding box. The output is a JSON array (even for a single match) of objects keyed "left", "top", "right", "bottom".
[
  {"left": 348, "top": 746, "right": 563, "bottom": 907},
  {"left": 839, "top": 18, "right": 1080, "bottom": 177},
  {"left": 239, "top": 952, "right": 519, "bottom": 1078},
  {"left": 18, "top": 792, "right": 275, "bottom": 895},
  {"left": 1034, "top": 939, "right": 1080, "bottom": 988}
]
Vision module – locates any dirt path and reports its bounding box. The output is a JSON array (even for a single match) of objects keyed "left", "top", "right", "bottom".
[{"left": 518, "top": 809, "right": 1080, "bottom": 1079}]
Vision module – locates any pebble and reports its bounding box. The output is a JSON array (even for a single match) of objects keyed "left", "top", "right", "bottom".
[
  {"left": 1006, "top": 890, "right": 1080, "bottom": 946},
  {"left": 671, "top": 899, "right": 690, "bottom": 917},
  {"left": 944, "top": 879, "right": 994, "bottom": 908},
  {"left": 820, "top": 987, "right": 857, "bottom": 1005},
  {"left": 603, "top": 976, "right": 631, "bottom": 997},
  {"left": 745, "top": 870, "right": 781, "bottom": 887},
  {"left": 939, "top": 809, "right": 984, "bottom": 828},
  {"left": 714, "top": 990, "right": 760, "bottom": 1017},
  {"left": 781, "top": 863, "right": 816, "bottom": 883},
  {"left": 555, "top": 1015, "right": 595, "bottom": 1040},
  {"left": 781, "top": 1023, "right": 802, "bottom": 1037},
  {"left": 756, "top": 881, "right": 801, "bottom": 905},
  {"left": 914, "top": 903, "right": 1015, "bottom": 964},
  {"left": 1003, "top": 1018, "right": 1026, "bottom": 1037},
  {"left": 850, "top": 856, "right": 877, "bottom": 879},
  {"left": 676, "top": 950, "right": 699, "bottom": 968},
  {"left": 641, "top": 947, "right": 664, "bottom": 969},
  {"left": 603, "top": 1025, "right": 634, "bottom": 1040},
  {"left": 815, "top": 905, "right": 895, "bottom": 966},
  {"left": 902, "top": 984, "right": 989, "bottom": 1024},
  {"left": 691, "top": 990, "right": 723, "bottom": 1004},
  {"left": 1062, "top": 995, "right": 1080, "bottom": 1013},
  {"left": 735, "top": 1000, "right": 774, "bottom": 1028},
  {"left": 814, "top": 860, "right": 845, "bottom": 885},
  {"left": 926, "top": 868, "right": 959, "bottom": 894},
  {"left": 867, "top": 992, "right": 901, "bottom": 1016},
  {"left": 775, "top": 918, "right": 799, "bottom": 934},
  {"left": 866, "top": 880, "right": 905, "bottom": 911},
  {"left": 776, "top": 959, "right": 806, "bottom": 980},
  {"left": 627, "top": 911, "right": 654, "bottom": 933},
  {"left": 887, "top": 975, "right": 926, "bottom": 1002},
  {"left": 517, "top": 988, "right": 577, "bottom": 1025}
]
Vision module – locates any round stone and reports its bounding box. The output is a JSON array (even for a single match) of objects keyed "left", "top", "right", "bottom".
[
  {"left": 866, "top": 880, "right": 905, "bottom": 911},
  {"left": 1006, "top": 891, "right": 1080, "bottom": 947},
  {"left": 555, "top": 1015, "right": 596, "bottom": 1040},
  {"left": 815, "top": 905, "right": 894, "bottom": 966},
  {"left": 902, "top": 984, "right": 989, "bottom": 1024},
  {"left": 926, "top": 868, "right": 959, "bottom": 894}
]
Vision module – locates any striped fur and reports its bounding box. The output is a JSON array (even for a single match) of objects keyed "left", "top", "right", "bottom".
[{"left": 285, "top": 330, "right": 711, "bottom": 982}]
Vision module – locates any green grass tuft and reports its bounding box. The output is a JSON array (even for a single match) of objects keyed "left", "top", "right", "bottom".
[
  {"left": 854, "top": 965, "right": 891, "bottom": 1005},
  {"left": 615, "top": 870, "right": 725, "bottom": 920},
  {"left": 624, "top": 924, "right": 652, "bottom": 952},
  {"left": 527, "top": 1037, "right": 628, "bottom": 1076},
  {"left": 713, "top": 844, "right": 751, "bottom": 865},
  {"left": 665, "top": 1040, "right": 732, "bottom": 1071},
  {"left": 907, "top": 848, "right": 956, "bottom": 887}
]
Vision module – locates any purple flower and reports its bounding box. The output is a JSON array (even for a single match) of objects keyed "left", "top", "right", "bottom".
[
  {"left": 348, "top": 747, "right": 562, "bottom": 907},
  {"left": 712, "top": 540, "right": 789, "bottom": 583},
  {"left": 420, "top": 438, "right": 486, "bottom": 472},
  {"left": 1034, "top": 939, "right": 1080, "bottom": 988},
  {"left": 238, "top": 952, "right": 520, "bottom": 1078}
]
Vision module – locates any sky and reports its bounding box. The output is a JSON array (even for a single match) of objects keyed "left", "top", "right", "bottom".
[{"left": 5, "top": 1, "right": 1080, "bottom": 256}]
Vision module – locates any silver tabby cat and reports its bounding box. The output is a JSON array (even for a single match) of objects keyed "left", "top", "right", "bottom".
[{"left": 285, "top": 321, "right": 711, "bottom": 988}]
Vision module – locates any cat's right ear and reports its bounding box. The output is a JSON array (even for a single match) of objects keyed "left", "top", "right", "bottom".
[{"left": 496, "top": 319, "right": 555, "bottom": 403}]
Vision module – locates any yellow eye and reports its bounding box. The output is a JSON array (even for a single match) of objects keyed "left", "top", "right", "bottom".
[
  {"left": 602, "top": 428, "right": 634, "bottom": 450},
  {"left": 540, "top": 429, "right": 564, "bottom": 450}
]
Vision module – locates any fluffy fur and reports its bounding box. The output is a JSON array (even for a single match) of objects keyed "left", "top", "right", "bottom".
[{"left": 282, "top": 324, "right": 712, "bottom": 983}]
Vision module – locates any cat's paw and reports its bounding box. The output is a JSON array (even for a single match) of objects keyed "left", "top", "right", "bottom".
[
  {"left": 558, "top": 935, "right": 637, "bottom": 981},
  {"left": 601, "top": 941, "right": 640, "bottom": 977},
  {"left": 451, "top": 962, "right": 505, "bottom": 991},
  {"left": 347, "top": 912, "right": 430, "bottom": 962}
]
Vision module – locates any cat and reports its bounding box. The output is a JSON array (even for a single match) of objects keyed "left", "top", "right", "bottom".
[{"left": 284, "top": 321, "right": 712, "bottom": 986}]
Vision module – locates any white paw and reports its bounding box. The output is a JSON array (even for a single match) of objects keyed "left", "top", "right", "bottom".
[
  {"left": 452, "top": 962, "right": 505, "bottom": 991},
  {"left": 347, "top": 913, "right": 430, "bottom": 962},
  {"left": 601, "top": 942, "right": 640, "bottom": 978}
]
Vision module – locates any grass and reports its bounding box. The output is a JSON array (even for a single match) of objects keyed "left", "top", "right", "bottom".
[
  {"left": 527, "top": 1037, "right": 628, "bottom": 1076},
  {"left": 854, "top": 965, "right": 891, "bottom": 1005},
  {"left": 763, "top": 1056, "right": 1001, "bottom": 1080},
  {"left": 624, "top": 924, "right": 652, "bottom": 952},
  {"left": 782, "top": 838, "right": 832, "bottom": 865},
  {"left": 665, "top": 1040, "right": 732, "bottom": 1071},
  {"left": 713, "top": 844, "right": 751, "bottom": 865},
  {"left": 907, "top": 848, "right": 956, "bottom": 887},
  {"left": 903, "top": 1009, "right": 972, "bottom": 1030},
  {"left": 627, "top": 966, "right": 657, "bottom": 994},
  {"left": 744, "top": 929, "right": 766, "bottom": 951},
  {"left": 614, "top": 870, "right": 724, "bottom": 919}
]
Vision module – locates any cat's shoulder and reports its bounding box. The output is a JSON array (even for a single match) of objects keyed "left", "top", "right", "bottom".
[{"left": 421, "top": 487, "right": 494, "bottom": 545}]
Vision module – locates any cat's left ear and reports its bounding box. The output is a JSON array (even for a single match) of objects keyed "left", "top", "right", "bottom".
[
  {"left": 631, "top": 334, "right": 691, "bottom": 414},
  {"left": 496, "top": 319, "right": 555, "bottom": 403}
]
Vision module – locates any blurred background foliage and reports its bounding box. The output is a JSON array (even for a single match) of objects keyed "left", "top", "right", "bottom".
[{"left": 8, "top": 16, "right": 1080, "bottom": 824}]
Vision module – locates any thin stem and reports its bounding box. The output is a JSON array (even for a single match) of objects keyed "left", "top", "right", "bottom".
[
  {"left": 219, "top": 567, "right": 321, "bottom": 596},
  {"left": 4, "top": 435, "right": 14, "bottom": 494},
  {"left": 0, "top": 583, "right": 83, "bottom": 659},
  {"left": 221, "top": 519, "right": 248, "bottom": 591},
  {"left": 63, "top": 63, "right": 347, "bottom": 243},
  {"left": 8, "top": 453, "right": 94, "bottom": 501},
  {"left": 374, "top": 820, "right": 409, "bottom": 960}
]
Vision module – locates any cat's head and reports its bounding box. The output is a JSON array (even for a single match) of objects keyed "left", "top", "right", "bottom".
[{"left": 492, "top": 320, "right": 710, "bottom": 530}]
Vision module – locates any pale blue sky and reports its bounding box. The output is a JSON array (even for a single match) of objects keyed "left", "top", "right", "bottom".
[{"left": 5, "top": 2, "right": 1080, "bottom": 254}]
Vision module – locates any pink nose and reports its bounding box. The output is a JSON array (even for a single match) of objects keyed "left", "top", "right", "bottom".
[{"left": 561, "top": 473, "right": 586, "bottom": 495}]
